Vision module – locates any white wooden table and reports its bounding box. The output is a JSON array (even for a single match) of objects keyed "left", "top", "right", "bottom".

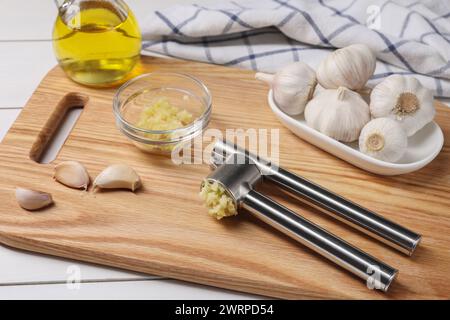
[{"left": 0, "top": 0, "right": 257, "bottom": 300}]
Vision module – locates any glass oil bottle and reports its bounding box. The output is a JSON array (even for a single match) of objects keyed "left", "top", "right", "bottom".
[{"left": 52, "top": 0, "right": 141, "bottom": 87}]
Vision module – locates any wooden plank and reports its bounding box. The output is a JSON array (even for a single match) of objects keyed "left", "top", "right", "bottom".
[
  {"left": 0, "top": 56, "right": 449, "bottom": 299},
  {"left": 0, "top": 279, "right": 259, "bottom": 300},
  {"left": 0, "top": 42, "right": 55, "bottom": 108},
  {"left": 0, "top": 109, "right": 21, "bottom": 142}
]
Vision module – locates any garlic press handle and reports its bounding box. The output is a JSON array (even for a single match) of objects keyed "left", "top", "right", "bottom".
[
  {"left": 211, "top": 139, "right": 422, "bottom": 256},
  {"left": 267, "top": 166, "right": 421, "bottom": 255},
  {"left": 242, "top": 189, "right": 398, "bottom": 292}
]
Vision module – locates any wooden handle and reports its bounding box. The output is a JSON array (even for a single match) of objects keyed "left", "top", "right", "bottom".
[{"left": 29, "top": 92, "right": 88, "bottom": 162}]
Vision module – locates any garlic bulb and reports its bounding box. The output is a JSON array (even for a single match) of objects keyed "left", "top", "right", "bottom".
[
  {"left": 359, "top": 118, "right": 407, "bottom": 162},
  {"left": 305, "top": 87, "right": 370, "bottom": 142},
  {"left": 54, "top": 161, "right": 90, "bottom": 190},
  {"left": 317, "top": 44, "right": 376, "bottom": 90},
  {"left": 93, "top": 164, "right": 141, "bottom": 191},
  {"left": 370, "top": 75, "right": 435, "bottom": 136},
  {"left": 15, "top": 187, "right": 53, "bottom": 211},
  {"left": 256, "top": 62, "right": 317, "bottom": 115}
]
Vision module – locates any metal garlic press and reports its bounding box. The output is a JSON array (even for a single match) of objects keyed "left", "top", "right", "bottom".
[{"left": 203, "top": 139, "right": 422, "bottom": 291}]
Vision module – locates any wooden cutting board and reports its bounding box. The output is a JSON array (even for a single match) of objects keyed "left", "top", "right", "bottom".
[{"left": 0, "top": 56, "right": 449, "bottom": 299}]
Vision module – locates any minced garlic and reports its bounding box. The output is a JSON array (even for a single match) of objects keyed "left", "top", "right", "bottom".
[
  {"left": 199, "top": 180, "right": 237, "bottom": 220},
  {"left": 135, "top": 97, "right": 193, "bottom": 151}
]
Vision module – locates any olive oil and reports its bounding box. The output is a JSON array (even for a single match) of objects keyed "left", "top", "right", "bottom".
[{"left": 53, "top": 0, "right": 141, "bottom": 87}]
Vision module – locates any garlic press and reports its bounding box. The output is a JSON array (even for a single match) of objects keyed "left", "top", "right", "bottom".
[{"left": 202, "top": 139, "right": 422, "bottom": 291}]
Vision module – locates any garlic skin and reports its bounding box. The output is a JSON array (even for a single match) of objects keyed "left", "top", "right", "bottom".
[
  {"left": 359, "top": 118, "right": 407, "bottom": 163},
  {"left": 317, "top": 44, "right": 376, "bottom": 90},
  {"left": 93, "top": 164, "right": 142, "bottom": 191},
  {"left": 256, "top": 62, "right": 317, "bottom": 115},
  {"left": 305, "top": 87, "right": 370, "bottom": 142},
  {"left": 54, "top": 161, "right": 90, "bottom": 190},
  {"left": 15, "top": 187, "right": 53, "bottom": 211},
  {"left": 370, "top": 75, "right": 435, "bottom": 136}
]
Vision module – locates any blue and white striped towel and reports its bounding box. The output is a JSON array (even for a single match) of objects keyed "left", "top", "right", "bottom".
[{"left": 141, "top": 0, "right": 450, "bottom": 98}]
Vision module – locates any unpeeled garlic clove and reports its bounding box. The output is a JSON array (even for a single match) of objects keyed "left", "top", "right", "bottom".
[
  {"left": 54, "top": 161, "right": 90, "bottom": 190},
  {"left": 359, "top": 118, "right": 407, "bottom": 163},
  {"left": 15, "top": 187, "right": 53, "bottom": 211},
  {"left": 93, "top": 164, "right": 141, "bottom": 192},
  {"left": 256, "top": 61, "right": 317, "bottom": 115},
  {"left": 317, "top": 44, "right": 376, "bottom": 90}
]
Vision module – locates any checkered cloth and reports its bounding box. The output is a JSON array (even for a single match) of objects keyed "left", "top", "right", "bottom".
[{"left": 141, "top": 0, "right": 450, "bottom": 98}]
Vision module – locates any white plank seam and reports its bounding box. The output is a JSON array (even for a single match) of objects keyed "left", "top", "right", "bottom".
[{"left": 0, "top": 277, "right": 166, "bottom": 287}]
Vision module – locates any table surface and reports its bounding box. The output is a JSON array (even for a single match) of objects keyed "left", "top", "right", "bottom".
[
  {"left": 0, "top": 0, "right": 447, "bottom": 300},
  {"left": 0, "top": 0, "right": 258, "bottom": 300}
]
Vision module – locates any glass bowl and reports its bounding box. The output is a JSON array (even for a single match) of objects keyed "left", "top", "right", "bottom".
[{"left": 113, "top": 72, "right": 212, "bottom": 155}]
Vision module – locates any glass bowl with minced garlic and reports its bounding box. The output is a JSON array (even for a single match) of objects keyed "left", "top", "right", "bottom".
[{"left": 113, "top": 72, "right": 212, "bottom": 155}]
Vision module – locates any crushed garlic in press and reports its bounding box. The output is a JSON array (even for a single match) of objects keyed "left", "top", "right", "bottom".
[{"left": 199, "top": 180, "right": 237, "bottom": 220}]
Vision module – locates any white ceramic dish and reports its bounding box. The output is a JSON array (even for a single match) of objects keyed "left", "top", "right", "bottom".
[{"left": 268, "top": 90, "right": 444, "bottom": 175}]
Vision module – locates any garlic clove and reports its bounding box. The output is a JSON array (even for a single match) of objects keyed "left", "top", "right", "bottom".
[
  {"left": 305, "top": 87, "right": 370, "bottom": 142},
  {"left": 359, "top": 118, "right": 407, "bottom": 163},
  {"left": 317, "top": 44, "right": 376, "bottom": 90},
  {"left": 256, "top": 61, "right": 317, "bottom": 116},
  {"left": 93, "top": 164, "right": 142, "bottom": 192},
  {"left": 15, "top": 187, "right": 53, "bottom": 211},
  {"left": 369, "top": 75, "right": 435, "bottom": 136},
  {"left": 54, "top": 161, "right": 90, "bottom": 190}
]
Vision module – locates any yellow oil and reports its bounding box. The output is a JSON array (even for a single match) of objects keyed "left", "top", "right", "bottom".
[{"left": 52, "top": 1, "right": 141, "bottom": 87}]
